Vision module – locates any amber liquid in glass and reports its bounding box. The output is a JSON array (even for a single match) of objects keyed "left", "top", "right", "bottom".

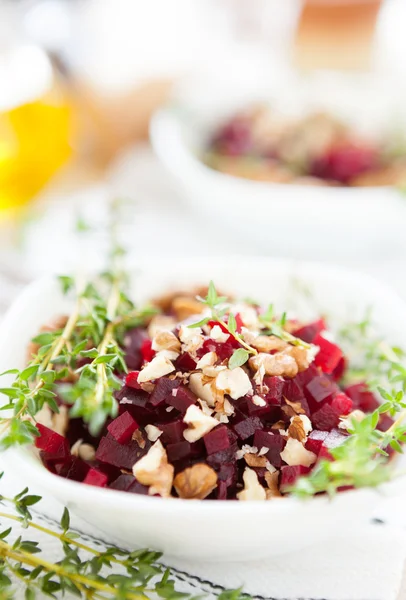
[{"left": 294, "top": 0, "right": 383, "bottom": 70}]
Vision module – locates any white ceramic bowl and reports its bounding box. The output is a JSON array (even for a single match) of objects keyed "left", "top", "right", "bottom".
[
  {"left": 150, "top": 77, "right": 406, "bottom": 260},
  {"left": 1, "top": 257, "right": 406, "bottom": 561}
]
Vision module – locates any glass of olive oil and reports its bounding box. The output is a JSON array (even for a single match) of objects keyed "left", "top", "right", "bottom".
[{"left": 0, "top": 42, "right": 72, "bottom": 217}]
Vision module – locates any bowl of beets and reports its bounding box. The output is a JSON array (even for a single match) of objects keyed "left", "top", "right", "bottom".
[
  {"left": 150, "top": 82, "right": 406, "bottom": 259},
  {"left": 1, "top": 257, "right": 406, "bottom": 560}
]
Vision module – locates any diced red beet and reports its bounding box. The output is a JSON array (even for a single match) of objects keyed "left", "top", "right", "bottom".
[
  {"left": 314, "top": 334, "right": 343, "bottom": 374},
  {"left": 332, "top": 357, "right": 347, "bottom": 382},
  {"left": 378, "top": 413, "right": 394, "bottom": 432},
  {"left": 96, "top": 436, "right": 149, "bottom": 470},
  {"left": 217, "top": 480, "right": 229, "bottom": 500},
  {"left": 35, "top": 424, "right": 70, "bottom": 459},
  {"left": 109, "top": 474, "right": 137, "bottom": 491},
  {"left": 149, "top": 377, "right": 181, "bottom": 407},
  {"left": 166, "top": 440, "right": 202, "bottom": 463},
  {"left": 330, "top": 393, "right": 353, "bottom": 416},
  {"left": 345, "top": 383, "right": 379, "bottom": 412},
  {"left": 263, "top": 376, "right": 284, "bottom": 406},
  {"left": 125, "top": 371, "right": 141, "bottom": 390},
  {"left": 305, "top": 430, "right": 329, "bottom": 454},
  {"left": 253, "top": 430, "right": 286, "bottom": 468},
  {"left": 324, "top": 428, "right": 348, "bottom": 449},
  {"left": 310, "top": 144, "right": 378, "bottom": 184},
  {"left": 141, "top": 339, "right": 155, "bottom": 363},
  {"left": 107, "top": 411, "right": 139, "bottom": 444},
  {"left": 280, "top": 465, "right": 310, "bottom": 490},
  {"left": 312, "top": 403, "right": 340, "bottom": 431},
  {"left": 234, "top": 313, "right": 244, "bottom": 332},
  {"left": 282, "top": 381, "right": 311, "bottom": 416},
  {"left": 117, "top": 388, "right": 154, "bottom": 424},
  {"left": 176, "top": 353, "right": 197, "bottom": 371},
  {"left": 305, "top": 375, "right": 338, "bottom": 408},
  {"left": 204, "top": 425, "right": 231, "bottom": 455},
  {"left": 124, "top": 327, "right": 148, "bottom": 370},
  {"left": 233, "top": 416, "right": 263, "bottom": 440},
  {"left": 83, "top": 468, "right": 108, "bottom": 488},
  {"left": 207, "top": 443, "right": 238, "bottom": 469},
  {"left": 293, "top": 319, "right": 326, "bottom": 343},
  {"left": 167, "top": 385, "right": 197, "bottom": 412},
  {"left": 217, "top": 462, "right": 237, "bottom": 487},
  {"left": 318, "top": 446, "right": 334, "bottom": 461},
  {"left": 200, "top": 339, "right": 236, "bottom": 360},
  {"left": 127, "top": 479, "right": 149, "bottom": 495},
  {"left": 295, "top": 363, "right": 320, "bottom": 389},
  {"left": 159, "top": 419, "right": 186, "bottom": 445},
  {"left": 56, "top": 456, "right": 90, "bottom": 482}
]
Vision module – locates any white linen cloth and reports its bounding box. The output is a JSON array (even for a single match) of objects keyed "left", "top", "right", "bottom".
[{"left": 1, "top": 147, "right": 406, "bottom": 599}]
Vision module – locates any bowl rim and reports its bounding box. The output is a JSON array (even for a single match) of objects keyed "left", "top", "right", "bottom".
[
  {"left": 2, "top": 256, "right": 406, "bottom": 512},
  {"left": 150, "top": 106, "right": 398, "bottom": 198}
]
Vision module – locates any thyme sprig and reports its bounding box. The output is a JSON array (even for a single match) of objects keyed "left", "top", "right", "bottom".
[{"left": 0, "top": 478, "right": 248, "bottom": 599}]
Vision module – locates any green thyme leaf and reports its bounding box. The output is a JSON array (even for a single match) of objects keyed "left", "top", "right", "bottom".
[{"left": 228, "top": 348, "right": 250, "bottom": 370}]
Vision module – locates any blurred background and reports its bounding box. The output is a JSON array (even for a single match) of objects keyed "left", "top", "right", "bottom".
[{"left": 2, "top": 0, "right": 406, "bottom": 312}]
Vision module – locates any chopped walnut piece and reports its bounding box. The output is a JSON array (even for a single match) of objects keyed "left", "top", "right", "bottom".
[
  {"left": 284, "top": 397, "right": 306, "bottom": 415},
  {"left": 196, "top": 352, "right": 217, "bottom": 370},
  {"left": 137, "top": 354, "right": 175, "bottom": 383},
  {"left": 189, "top": 372, "right": 216, "bottom": 406},
  {"left": 148, "top": 315, "right": 177, "bottom": 339},
  {"left": 151, "top": 331, "right": 181, "bottom": 354},
  {"left": 283, "top": 346, "right": 312, "bottom": 371},
  {"left": 249, "top": 352, "right": 298, "bottom": 378},
  {"left": 244, "top": 453, "right": 268, "bottom": 467},
  {"left": 178, "top": 325, "right": 204, "bottom": 355},
  {"left": 339, "top": 409, "right": 366, "bottom": 431},
  {"left": 71, "top": 439, "right": 96, "bottom": 461},
  {"left": 174, "top": 463, "right": 218, "bottom": 499},
  {"left": 132, "top": 429, "right": 146, "bottom": 448},
  {"left": 172, "top": 296, "right": 206, "bottom": 320},
  {"left": 145, "top": 424, "right": 163, "bottom": 442},
  {"left": 252, "top": 335, "right": 288, "bottom": 353},
  {"left": 271, "top": 420, "right": 287, "bottom": 430},
  {"left": 140, "top": 382, "right": 155, "bottom": 394},
  {"left": 265, "top": 471, "right": 282, "bottom": 499},
  {"left": 132, "top": 440, "right": 174, "bottom": 497},
  {"left": 280, "top": 438, "right": 316, "bottom": 467},
  {"left": 210, "top": 325, "right": 229, "bottom": 343},
  {"left": 288, "top": 415, "right": 312, "bottom": 443},
  {"left": 215, "top": 367, "right": 253, "bottom": 400},
  {"left": 237, "top": 467, "right": 266, "bottom": 501},
  {"left": 183, "top": 405, "right": 219, "bottom": 443}
]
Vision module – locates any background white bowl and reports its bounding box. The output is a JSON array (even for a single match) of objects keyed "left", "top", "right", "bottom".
[
  {"left": 150, "top": 73, "right": 406, "bottom": 261},
  {"left": 1, "top": 257, "right": 406, "bottom": 560}
]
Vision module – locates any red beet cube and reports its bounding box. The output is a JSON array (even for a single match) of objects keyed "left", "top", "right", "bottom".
[
  {"left": 280, "top": 465, "right": 310, "bottom": 490},
  {"left": 204, "top": 425, "right": 231, "bottom": 455},
  {"left": 35, "top": 424, "right": 70, "bottom": 459},
  {"left": 109, "top": 474, "right": 136, "bottom": 491},
  {"left": 167, "top": 385, "right": 197, "bottom": 412},
  {"left": 293, "top": 319, "right": 326, "bottom": 343},
  {"left": 295, "top": 364, "right": 321, "bottom": 389},
  {"left": 305, "top": 375, "right": 338, "bottom": 408},
  {"left": 125, "top": 371, "right": 141, "bottom": 389},
  {"left": 166, "top": 441, "right": 198, "bottom": 462},
  {"left": 83, "top": 468, "right": 108, "bottom": 488},
  {"left": 56, "top": 456, "right": 90, "bottom": 482},
  {"left": 141, "top": 339, "right": 155, "bottom": 363},
  {"left": 217, "top": 480, "right": 229, "bottom": 500},
  {"left": 305, "top": 430, "right": 328, "bottom": 454},
  {"left": 330, "top": 393, "right": 353, "bottom": 416},
  {"left": 149, "top": 377, "right": 181, "bottom": 407},
  {"left": 159, "top": 419, "right": 186, "bottom": 444},
  {"left": 378, "top": 413, "right": 394, "bottom": 432},
  {"left": 176, "top": 353, "right": 197, "bottom": 371},
  {"left": 200, "top": 339, "right": 236, "bottom": 360},
  {"left": 263, "top": 376, "right": 284, "bottom": 406},
  {"left": 253, "top": 430, "right": 286, "bottom": 468},
  {"left": 233, "top": 416, "right": 263, "bottom": 440},
  {"left": 310, "top": 144, "right": 377, "bottom": 184},
  {"left": 345, "top": 383, "right": 379, "bottom": 413},
  {"left": 312, "top": 403, "right": 340, "bottom": 431},
  {"left": 96, "top": 436, "right": 149, "bottom": 470},
  {"left": 107, "top": 411, "right": 139, "bottom": 444},
  {"left": 314, "top": 334, "right": 343, "bottom": 374},
  {"left": 207, "top": 443, "right": 238, "bottom": 469},
  {"left": 332, "top": 357, "right": 347, "bottom": 381},
  {"left": 217, "top": 462, "right": 237, "bottom": 486},
  {"left": 124, "top": 327, "right": 148, "bottom": 370},
  {"left": 127, "top": 479, "right": 149, "bottom": 495}
]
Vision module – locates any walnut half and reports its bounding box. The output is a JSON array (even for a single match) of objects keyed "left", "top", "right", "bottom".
[{"left": 174, "top": 464, "right": 218, "bottom": 499}]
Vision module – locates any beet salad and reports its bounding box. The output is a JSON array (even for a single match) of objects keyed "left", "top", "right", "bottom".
[{"left": 33, "top": 285, "right": 392, "bottom": 500}]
